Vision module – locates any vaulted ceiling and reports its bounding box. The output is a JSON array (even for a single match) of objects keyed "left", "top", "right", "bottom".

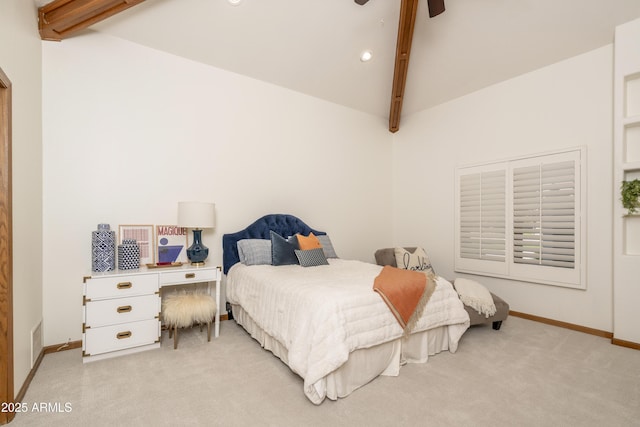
[{"left": 35, "top": 0, "right": 640, "bottom": 132}]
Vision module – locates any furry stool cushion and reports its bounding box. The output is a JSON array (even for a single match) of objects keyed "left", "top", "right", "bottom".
[{"left": 162, "top": 291, "right": 217, "bottom": 328}]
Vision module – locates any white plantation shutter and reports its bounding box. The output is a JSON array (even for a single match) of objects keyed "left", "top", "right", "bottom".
[
  {"left": 455, "top": 148, "right": 585, "bottom": 289},
  {"left": 460, "top": 171, "right": 505, "bottom": 262},
  {"left": 513, "top": 161, "right": 575, "bottom": 268},
  {"left": 455, "top": 164, "right": 508, "bottom": 277}
]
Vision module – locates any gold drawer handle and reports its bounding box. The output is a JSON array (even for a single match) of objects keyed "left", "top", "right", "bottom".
[
  {"left": 116, "top": 331, "right": 132, "bottom": 339},
  {"left": 117, "top": 282, "right": 132, "bottom": 289},
  {"left": 185, "top": 273, "right": 195, "bottom": 279},
  {"left": 117, "top": 305, "right": 132, "bottom": 314}
]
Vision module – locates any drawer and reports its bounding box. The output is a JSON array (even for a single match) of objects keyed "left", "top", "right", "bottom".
[
  {"left": 159, "top": 268, "right": 216, "bottom": 286},
  {"left": 85, "top": 274, "right": 158, "bottom": 300},
  {"left": 83, "top": 318, "right": 160, "bottom": 357},
  {"left": 85, "top": 294, "right": 160, "bottom": 328}
]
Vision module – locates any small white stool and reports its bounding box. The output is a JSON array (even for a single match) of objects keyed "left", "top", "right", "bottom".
[{"left": 162, "top": 291, "right": 217, "bottom": 350}]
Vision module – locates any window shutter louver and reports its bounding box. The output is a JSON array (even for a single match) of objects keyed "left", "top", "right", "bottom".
[
  {"left": 460, "top": 170, "right": 505, "bottom": 262},
  {"left": 513, "top": 161, "right": 575, "bottom": 269}
]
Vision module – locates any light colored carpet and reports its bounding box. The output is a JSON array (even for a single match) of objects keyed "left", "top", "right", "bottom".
[{"left": 9, "top": 316, "right": 640, "bottom": 426}]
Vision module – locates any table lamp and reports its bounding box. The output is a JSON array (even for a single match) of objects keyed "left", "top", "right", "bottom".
[{"left": 177, "top": 201, "right": 215, "bottom": 265}]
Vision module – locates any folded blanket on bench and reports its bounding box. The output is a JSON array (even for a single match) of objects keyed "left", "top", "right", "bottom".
[
  {"left": 373, "top": 266, "right": 436, "bottom": 335},
  {"left": 454, "top": 278, "right": 497, "bottom": 318}
]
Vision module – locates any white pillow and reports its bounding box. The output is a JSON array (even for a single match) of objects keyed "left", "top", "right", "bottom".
[{"left": 394, "top": 247, "right": 436, "bottom": 277}]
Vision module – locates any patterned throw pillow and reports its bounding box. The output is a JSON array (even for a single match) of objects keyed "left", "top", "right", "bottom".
[
  {"left": 294, "top": 248, "right": 329, "bottom": 267},
  {"left": 270, "top": 231, "right": 299, "bottom": 266},
  {"left": 237, "top": 239, "right": 272, "bottom": 265},
  {"left": 394, "top": 247, "right": 436, "bottom": 278}
]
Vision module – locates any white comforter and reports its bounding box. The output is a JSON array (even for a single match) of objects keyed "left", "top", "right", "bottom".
[{"left": 226, "top": 259, "right": 469, "bottom": 404}]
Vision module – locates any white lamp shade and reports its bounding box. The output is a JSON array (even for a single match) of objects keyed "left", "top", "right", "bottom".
[{"left": 178, "top": 202, "right": 215, "bottom": 229}]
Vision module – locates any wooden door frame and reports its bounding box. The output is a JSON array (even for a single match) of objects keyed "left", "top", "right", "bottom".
[{"left": 0, "top": 66, "right": 14, "bottom": 424}]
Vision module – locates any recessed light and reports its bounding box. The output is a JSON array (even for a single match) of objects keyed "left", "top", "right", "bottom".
[
  {"left": 228, "top": 0, "right": 242, "bottom": 5},
  {"left": 360, "top": 50, "right": 373, "bottom": 62}
]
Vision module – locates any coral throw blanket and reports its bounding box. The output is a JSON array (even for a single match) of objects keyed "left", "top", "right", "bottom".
[{"left": 373, "top": 266, "right": 436, "bottom": 335}]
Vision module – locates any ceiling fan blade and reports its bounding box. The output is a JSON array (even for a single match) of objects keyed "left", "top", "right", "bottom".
[
  {"left": 427, "top": 0, "right": 445, "bottom": 17},
  {"left": 354, "top": 0, "right": 369, "bottom": 5}
]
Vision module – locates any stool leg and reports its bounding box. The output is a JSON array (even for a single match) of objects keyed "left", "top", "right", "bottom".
[
  {"left": 174, "top": 326, "right": 179, "bottom": 349},
  {"left": 207, "top": 321, "right": 212, "bottom": 342}
]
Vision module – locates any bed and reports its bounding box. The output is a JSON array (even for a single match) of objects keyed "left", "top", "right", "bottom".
[{"left": 223, "top": 214, "right": 470, "bottom": 404}]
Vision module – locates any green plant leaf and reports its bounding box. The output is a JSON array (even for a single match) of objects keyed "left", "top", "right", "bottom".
[{"left": 621, "top": 179, "right": 640, "bottom": 214}]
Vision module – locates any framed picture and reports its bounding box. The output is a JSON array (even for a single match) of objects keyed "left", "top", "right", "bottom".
[
  {"left": 118, "top": 224, "right": 155, "bottom": 265},
  {"left": 156, "top": 225, "right": 188, "bottom": 264}
]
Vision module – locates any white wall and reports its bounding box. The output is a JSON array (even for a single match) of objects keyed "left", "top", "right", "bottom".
[
  {"left": 0, "top": 0, "right": 43, "bottom": 391},
  {"left": 393, "top": 46, "right": 614, "bottom": 331},
  {"left": 42, "top": 33, "right": 393, "bottom": 345}
]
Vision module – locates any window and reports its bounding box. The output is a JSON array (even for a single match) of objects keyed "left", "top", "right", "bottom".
[{"left": 455, "top": 148, "right": 586, "bottom": 289}]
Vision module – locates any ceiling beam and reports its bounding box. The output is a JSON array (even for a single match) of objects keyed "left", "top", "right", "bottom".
[
  {"left": 38, "top": 0, "right": 146, "bottom": 41},
  {"left": 427, "top": 0, "right": 445, "bottom": 18},
  {"left": 389, "top": 0, "right": 419, "bottom": 133}
]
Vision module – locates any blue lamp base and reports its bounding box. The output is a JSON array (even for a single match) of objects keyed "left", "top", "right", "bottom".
[{"left": 186, "top": 229, "right": 209, "bottom": 266}]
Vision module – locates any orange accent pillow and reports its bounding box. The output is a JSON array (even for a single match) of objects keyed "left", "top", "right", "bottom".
[{"left": 297, "top": 232, "right": 322, "bottom": 250}]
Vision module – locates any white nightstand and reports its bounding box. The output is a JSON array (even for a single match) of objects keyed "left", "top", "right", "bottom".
[{"left": 82, "top": 264, "right": 222, "bottom": 362}]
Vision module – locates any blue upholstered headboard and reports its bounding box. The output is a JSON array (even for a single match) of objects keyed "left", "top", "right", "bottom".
[{"left": 222, "top": 214, "right": 326, "bottom": 274}]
